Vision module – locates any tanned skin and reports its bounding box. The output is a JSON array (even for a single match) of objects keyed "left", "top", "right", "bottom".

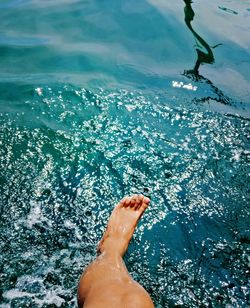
[{"left": 77, "top": 194, "right": 154, "bottom": 308}]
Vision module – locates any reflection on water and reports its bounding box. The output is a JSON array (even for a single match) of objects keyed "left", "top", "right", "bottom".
[
  {"left": 0, "top": 1, "right": 249, "bottom": 307},
  {"left": 183, "top": 0, "right": 217, "bottom": 75},
  {"left": 183, "top": 0, "right": 234, "bottom": 106}
]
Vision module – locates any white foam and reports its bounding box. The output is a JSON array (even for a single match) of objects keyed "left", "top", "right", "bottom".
[
  {"left": 26, "top": 201, "right": 42, "bottom": 228},
  {"left": 3, "top": 289, "right": 34, "bottom": 300},
  {"left": 35, "top": 290, "right": 65, "bottom": 306},
  {"left": 3, "top": 287, "right": 65, "bottom": 307}
]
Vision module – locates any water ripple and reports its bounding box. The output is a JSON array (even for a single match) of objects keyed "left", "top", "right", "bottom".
[{"left": 0, "top": 85, "right": 249, "bottom": 307}]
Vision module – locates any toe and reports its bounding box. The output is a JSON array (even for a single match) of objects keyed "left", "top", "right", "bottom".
[
  {"left": 130, "top": 197, "right": 136, "bottom": 207},
  {"left": 138, "top": 194, "right": 144, "bottom": 201},
  {"left": 134, "top": 196, "right": 143, "bottom": 210},
  {"left": 117, "top": 197, "right": 128, "bottom": 208},
  {"left": 124, "top": 197, "right": 131, "bottom": 207},
  {"left": 143, "top": 196, "right": 150, "bottom": 204},
  {"left": 118, "top": 198, "right": 125, "bottom": 207}
]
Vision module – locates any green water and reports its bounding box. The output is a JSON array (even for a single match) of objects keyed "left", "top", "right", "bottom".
[{"left": 0, "top": 1, "right": 249, "bottom": 307}]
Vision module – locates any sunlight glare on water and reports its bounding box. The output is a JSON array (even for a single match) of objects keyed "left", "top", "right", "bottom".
[
  {"left": 0, "top": 0, "right": 250, "bottom": 307},
  {"left": 0, "top": 85, "right": 249, "bottom": 307}
]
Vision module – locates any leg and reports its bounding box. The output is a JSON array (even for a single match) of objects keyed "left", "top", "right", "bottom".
[{"left": 77, "top": 195, "right": 154, "bottom": 308}]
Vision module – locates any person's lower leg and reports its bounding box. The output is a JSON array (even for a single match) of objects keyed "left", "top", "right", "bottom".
[{"left": 77, "top": 195, "right": 154, "bottom": 308}]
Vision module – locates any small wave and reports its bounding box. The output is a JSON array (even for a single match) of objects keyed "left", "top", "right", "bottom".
[{"left": 0, "top": 85, "right": 249, "bottom": 307}]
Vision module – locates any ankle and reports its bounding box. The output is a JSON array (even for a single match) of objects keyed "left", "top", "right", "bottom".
[{"left": 98, "top": 237, "right": 127, "bottom": 257}]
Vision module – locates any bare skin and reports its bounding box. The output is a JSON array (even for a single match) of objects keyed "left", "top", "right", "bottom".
[{"left": 77, "top": 194, "right": 155, "bottom": 308}]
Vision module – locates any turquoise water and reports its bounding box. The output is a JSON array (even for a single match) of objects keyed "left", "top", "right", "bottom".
[{"left": 0, "top": 0, "right": 249, "bottom": 307}]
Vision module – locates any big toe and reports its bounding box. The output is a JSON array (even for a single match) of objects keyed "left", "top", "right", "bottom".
[{"left": 143, "top": 196, "right": 150, "bottom": 204}]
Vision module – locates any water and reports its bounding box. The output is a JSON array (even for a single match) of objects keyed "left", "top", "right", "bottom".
[{"left": 0, "top": 0, "right": 249, "bottom": 307}]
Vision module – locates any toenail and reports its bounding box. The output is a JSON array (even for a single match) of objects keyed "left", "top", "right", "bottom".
[
  {"left": 144, "top": 197, "right": 150, "bottom": 203},
  {"left": 124, "top": 199, "right": 130, "bottom": 206},
  {"left": 135, "top": 199, "right": 141, "bottom": 205}
]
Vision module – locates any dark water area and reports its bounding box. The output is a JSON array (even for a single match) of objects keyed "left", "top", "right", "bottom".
[{"left": 0, "top": 0, "right": 250, "bottom": 307}]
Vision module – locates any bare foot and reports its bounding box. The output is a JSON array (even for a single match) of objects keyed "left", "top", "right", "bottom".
[{"left": 97, "top": 195, "right": 150, "bottom": 256}]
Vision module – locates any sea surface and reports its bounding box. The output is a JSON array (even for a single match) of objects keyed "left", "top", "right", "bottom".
[{"left": 0, "top": 0, "right": 249, "bottom": 307}]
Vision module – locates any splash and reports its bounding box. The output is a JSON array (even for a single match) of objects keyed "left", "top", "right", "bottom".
[{"left": 0, "top": 85, "right": 249, "bottom": 307}]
